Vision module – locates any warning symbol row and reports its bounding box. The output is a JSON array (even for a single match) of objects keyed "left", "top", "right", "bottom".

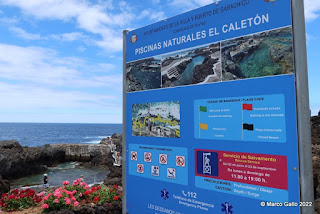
[
  {"left": 137, "top": 164, "right": 176, "bottom": 179},
  {"left": 131, "top": 151, "right": 185, "bottom": 167}
]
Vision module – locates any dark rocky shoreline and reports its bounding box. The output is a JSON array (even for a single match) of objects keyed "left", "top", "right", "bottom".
[{"left": 0, "top": 134, "right": 123, "bottom": 194}]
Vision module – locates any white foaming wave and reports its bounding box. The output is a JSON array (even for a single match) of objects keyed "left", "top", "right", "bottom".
[
  {"left": 82, "top": 140, "right": 101, "bottom": 144},
  {"left": 52, "top": 162, "right": 77, "bottom": 170},
  {"left": 84, "top": 136, "right": 109, "bottom": 139}
]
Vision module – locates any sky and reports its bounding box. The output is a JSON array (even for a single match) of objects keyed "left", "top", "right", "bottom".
[{"left": 0, "top": 0, "right": 319, "bottom": 123}]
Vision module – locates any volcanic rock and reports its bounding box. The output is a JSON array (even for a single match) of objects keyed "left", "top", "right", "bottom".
[
  {"left": 0, "top": 176, "right": 10, "bottom": 195},
  {"left": 0, "top": 140, "right": 65, "bottom": 180}
]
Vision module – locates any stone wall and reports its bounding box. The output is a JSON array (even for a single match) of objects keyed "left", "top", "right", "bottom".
[{"left": 48, "top": 144, "right": 111, "bottom": 162}]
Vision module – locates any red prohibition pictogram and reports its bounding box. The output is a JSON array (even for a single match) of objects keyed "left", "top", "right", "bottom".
[
  {"left": 144, "top": 152, "right": 152, "bottom": 162},
  {"left": 159, "top": 154, "right": 168, "bottom": 164},
  {"left": 176, "top": 156, "right": 185, "bottom": 167},
  {"left": 137, "top": 164, "right": 144, "bottom": 173},
  {"left": 131, "top": 151, "right": 138, "bottom": 161}
]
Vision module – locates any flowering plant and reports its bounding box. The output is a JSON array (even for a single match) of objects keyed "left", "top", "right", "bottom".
[
  {"left": 88, "top": 184, "right": 122, "bottom": 205},
  {"left": 41, "top": 180, "right": 86, "bottom": 213},
  {"left": 42, "top": 178, "right": 122, "bottom": 213},
  {"left": 0, "top": 189, "right": 43, "bottom": 211}
]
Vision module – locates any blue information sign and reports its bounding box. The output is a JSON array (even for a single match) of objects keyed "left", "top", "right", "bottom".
[{"left": 124, "top": 0, "right": 301, "bottom": 213}]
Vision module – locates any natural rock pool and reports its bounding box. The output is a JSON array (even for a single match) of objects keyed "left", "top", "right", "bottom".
[{"left": 11, "top": 162, "right": 109, "bottom": 188}]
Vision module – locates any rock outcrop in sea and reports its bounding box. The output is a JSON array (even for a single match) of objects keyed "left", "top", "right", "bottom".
[
  {"left": 126, "top": 74, "right": 143, "bottom": 92},
  {"left": 192, "top": 56, "right": 219, "bottom": 83},
  {"left": 0, "top": 140, "right": 65, "bottom": 180}
]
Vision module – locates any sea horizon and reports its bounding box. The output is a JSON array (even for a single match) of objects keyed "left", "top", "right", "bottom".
[{"left": 0, "top": 123, "right": 122, "bottom": 147}]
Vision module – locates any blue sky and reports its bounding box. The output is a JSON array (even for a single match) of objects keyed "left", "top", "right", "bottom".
[{"left": 0, "top": 0, "right": 319, "bottom": 123}]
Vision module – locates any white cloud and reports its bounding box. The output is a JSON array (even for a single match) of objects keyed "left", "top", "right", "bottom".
[
  {"left": 9, "top": 26, "right": 93, "bottom": 46},
  {"left": 10, "top": 26, "right": 41, "bottom": 40},
  {"left": 0, "top": 0, "right": 151, "bottom": 52},
  {"left": 310, "top": 103, "right": 320, "bottom": 116},
  {"left": 0, "top": 43, "right": 121, "bottom": 87},
  {"left": 306, "top": 33, "right": 318, "bottom": 44},
  {"left": 138, "top": 10, "right": 165, "bottom": 21},
  {"left": 169, "top": 0, "right": 213, "bottom": 11},
  {"left": 0, "top": 43, "right": 123, "bottom": 123},
  {"left": 50, "top": 32, "right": 86, "bottom": 42},
  {"left": 0, "top": 17, "right": 18, "bottom": 24},
  {"left": 304, "top": 0, "right": 320, "bottom": 22},
  {"left": 0, "top": 82, "right": 122, "bottom": 123}
]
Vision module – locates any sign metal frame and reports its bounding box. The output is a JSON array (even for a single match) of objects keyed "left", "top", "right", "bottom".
[{"left": 122, "top": 0, "right": 315, "bottom": 212}]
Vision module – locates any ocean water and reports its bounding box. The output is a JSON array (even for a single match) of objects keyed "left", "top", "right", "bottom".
[
  {"left": 131, "top": 67, "right": 161, "bottom": 90},
  {"left": 0, "top": 123, "right": 122, "bottom": 147},
  {"left": 11, "top": 162, "right": 109, "bottom": 188},
  {"left": 239, "top": 36, "right": 292, "bottom": 78},
  {"left": 173, "top": 55, "right": 205, "bottom": 86}
]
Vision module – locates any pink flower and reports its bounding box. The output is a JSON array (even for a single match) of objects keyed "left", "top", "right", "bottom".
[
  {"left": 54, "top": 191, "right": 61, "bottom": 197},
  {"left": 54, "top": 199, "right": 59, "bottom": 203},
  {"left": 84, "top": 185, "right": 89, "bottom": 190},
  {"left": 71, "top": 196, "right": 76, "bottom": 201},
  {"left": 65, "top": 199, "right": 71, "bottom": 205},
  {"left": 80, "top": 182, "right": 86, "bottom": 187},
  {"left": 37, "top": 192, "right": 44, "bottom": 197},
  {"left": 43, "top": 196, "right": 49, "bottom": 201},
  {"left": 74, "top": 201, "right": 79, "bottom": 207},
  {"left": 42, "top": 204, "right": 49, "bottom": 209},
  {"left": 72, "top": 190, "right": 77, "bottom": 194},
  {"left": 63, "top": 181, "right": 70, "bottom": 185},
  {"left": 73, "top": 178, "right": 81, "bottom": 186},
  {"left": 79, "top": 193, "right": 83, "bottom": 197}
]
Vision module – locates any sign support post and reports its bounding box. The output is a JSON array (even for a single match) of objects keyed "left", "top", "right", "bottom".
[
  {"left": 122, "top": 29, "right": 129, "bottom": 214},
  {"left": 292, "top": 0, "right": 314, "bottom": 213}
]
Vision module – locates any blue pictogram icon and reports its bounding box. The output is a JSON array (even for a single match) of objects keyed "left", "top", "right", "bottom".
[
  {"left": 221, "top": 202, "right": 233, "bottom": 214},
  {"left": 161, "top": 189, "right": 169, "bottom": 200}
]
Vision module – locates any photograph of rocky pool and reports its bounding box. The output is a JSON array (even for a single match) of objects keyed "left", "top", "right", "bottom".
[
  {"left": 221, "top": 26, "right": 294, "bottom": 81},
  {"left": 126, "top": 57, "right": 161, "bottom": 92},
  {"left": 161, "top": 43, "right": 221, "bottom": 88}
]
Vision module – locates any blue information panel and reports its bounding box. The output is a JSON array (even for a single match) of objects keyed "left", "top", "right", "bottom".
[{"left": 125, "top": 0, "right": 300, "bottom": 213}]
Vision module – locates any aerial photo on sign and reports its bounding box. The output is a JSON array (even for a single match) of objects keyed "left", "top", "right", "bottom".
[
  {"left": 161, "top": 42, "right": 221, "bottom": 88},
  {"left": 126, "top": 57, "right": 161, "bottom": 92},
  {"left": 222, "top": 26, "right": 293, "bottom": 80},
  {"left": 132, "top": 101, "right": 180, "bottom": 138}
]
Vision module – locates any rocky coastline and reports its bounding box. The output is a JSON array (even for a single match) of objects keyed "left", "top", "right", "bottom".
[
  {"left": 0, "top": 134, "right": 123, "bottom": 192},
  {"left": 0, "top": 134, "right": 123, "bottom": 213}
]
